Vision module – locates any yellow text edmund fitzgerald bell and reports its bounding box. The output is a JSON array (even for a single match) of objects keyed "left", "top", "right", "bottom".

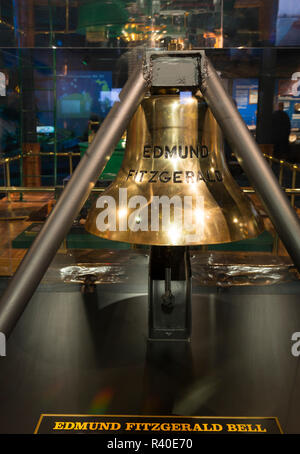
[{"left": 52, "top": 421, "right": 267, "bottom": 433}]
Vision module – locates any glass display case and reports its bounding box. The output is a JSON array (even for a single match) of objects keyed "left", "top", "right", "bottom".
[{"left": 0, "top": 0, "right": 300, "bottom": 436}]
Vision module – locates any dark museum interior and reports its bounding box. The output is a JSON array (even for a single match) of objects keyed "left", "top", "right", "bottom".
[{"left": 0, "top": 0, "right": 300, "bottom": 436}]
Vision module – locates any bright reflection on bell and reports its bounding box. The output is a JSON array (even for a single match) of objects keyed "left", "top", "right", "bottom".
[
  {"left": 195, "top": 208, "right": 205, "bottom": 225},
  {"left": 180, "top": 91, "right": 194, "bottom": 104},
  {"left": 168, "top": 224, "right": 180, "bottom": 244},
  {"left": 118, "top": 208, "right": 127, "bottom": 219},
  {"left": 85, "top": 91, "right": 264, "bottom": 245}
]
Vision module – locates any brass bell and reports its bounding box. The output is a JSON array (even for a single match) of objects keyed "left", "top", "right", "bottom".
[{"left": 85, "top": 90, "right": 263, "bottom": 245}]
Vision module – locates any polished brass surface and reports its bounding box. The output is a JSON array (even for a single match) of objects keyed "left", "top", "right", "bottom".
[{"left": 86, "top": 93, "right": 263, "bottom": 245}]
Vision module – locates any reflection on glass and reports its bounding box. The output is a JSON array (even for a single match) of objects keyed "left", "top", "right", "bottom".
[{"left": 1, "top": 1, "right": 299, "bottom": 48}]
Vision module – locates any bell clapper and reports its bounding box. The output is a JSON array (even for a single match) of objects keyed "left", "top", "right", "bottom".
[
  {"left": 161, "top": 267, "right": 175, "bottom": 313},
  {"left": 149, "top": 246, "right": 192, "bottom": 341}
]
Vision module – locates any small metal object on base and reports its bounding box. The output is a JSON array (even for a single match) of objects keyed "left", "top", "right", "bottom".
[
  {"left": 81, "top": 275, "right": 97, "bottom": 294},
  {"left": 148, "top": 246, "right": 192, "bottom": 341}
]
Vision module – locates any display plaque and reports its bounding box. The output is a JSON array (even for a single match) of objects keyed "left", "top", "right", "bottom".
[{"left": 34, "top": 414, "right": 283, "bottom": 435}]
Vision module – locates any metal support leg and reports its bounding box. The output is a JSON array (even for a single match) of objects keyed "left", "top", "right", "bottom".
[
  {"left": 200, "top": 53, "right": 300, "bottom": 272},
  {"left": 149, "top": 246, "right": 192, "bottom": 341},
  {"left": 0, "top": 66, "right": 148, "bottom": 337}
]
